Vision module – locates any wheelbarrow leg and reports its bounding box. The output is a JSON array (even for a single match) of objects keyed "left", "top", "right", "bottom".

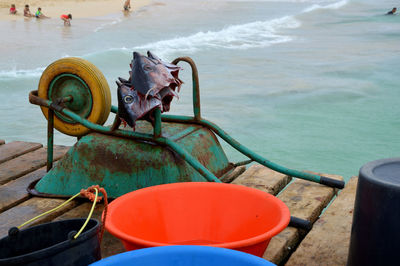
[{"left": 47, "top": 109, "right": 54, "bottom": 172}]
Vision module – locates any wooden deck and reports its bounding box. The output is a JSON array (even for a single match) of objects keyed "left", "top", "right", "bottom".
[{"left": 0, "top": 139, "right": 357, "bottom": 265}]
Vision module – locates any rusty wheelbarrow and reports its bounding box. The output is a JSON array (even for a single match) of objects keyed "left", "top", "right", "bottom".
[{"left": 28, "top": 56, "right": 344, "bottom": 200}]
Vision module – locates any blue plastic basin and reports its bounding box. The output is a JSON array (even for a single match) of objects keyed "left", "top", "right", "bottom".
[{"left": 90, "top": 245, "right": 275, "bottom": 266}]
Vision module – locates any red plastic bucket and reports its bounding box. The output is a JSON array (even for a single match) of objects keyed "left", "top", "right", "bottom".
[{"left": 105, "top": 182, "right": 290, "bottom": 257}]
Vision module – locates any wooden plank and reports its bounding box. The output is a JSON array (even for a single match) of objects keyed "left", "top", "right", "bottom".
[
  {"left": 54, "top": 202, "right": 126, "bottom": 258},
  {"left": 0, "top": 145, "right": 69, "bottom": 185},
  {"left": 232, "top": 164, "right": 291, "bottom": 195},
  {"left": 0, "top": 141, "right": 43, "bottom": 164},
  {"left": 0, "top": 197, "right": 79, "bottom": 238},
  {"left": 0, "top": 167, "right": 46, "bottom": 213},
  {"left": 263, "top": 173, "right": 343, "bottom": 265},
  {"left": 285, "top": 176, "right": 358, "bottom": 266},
  {"left": 220, "top": 165, "right": 246, "bottom": 183}
]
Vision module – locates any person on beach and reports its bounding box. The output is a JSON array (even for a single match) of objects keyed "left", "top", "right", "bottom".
[
  {"left": 123, "top": 0, "right": 131, "bottom": 11},
  {"left": 10, "top": 4, "right": 17, "bottom": 14},
  {"left": 35, "top": 7, "right": 49, "bottom": 18},
  {"left": 60, "top": 14, "right": 72, "bottom": 26},
  {"left": 386, "top": 7, "right": 396, "bottom": 15},
  {"left": 24, "top": 5, "right": 33, "bottom": 17}
]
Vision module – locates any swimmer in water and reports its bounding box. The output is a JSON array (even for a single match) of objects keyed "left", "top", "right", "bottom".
[{"left": 386, "top": 7, "right": 397, "bottom": 15}]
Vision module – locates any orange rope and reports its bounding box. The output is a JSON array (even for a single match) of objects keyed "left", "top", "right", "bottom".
[{"left": 80, "top": 185, "right": 108, "bottom": 244}]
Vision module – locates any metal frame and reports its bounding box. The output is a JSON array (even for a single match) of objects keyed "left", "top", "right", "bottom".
[{"left": 29, "top": 57, "right": 344, "bottom": 189}]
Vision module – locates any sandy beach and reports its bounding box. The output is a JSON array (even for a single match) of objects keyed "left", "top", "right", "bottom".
[{"left": 0, "top": 0, "right": 150, "bottom": 20}]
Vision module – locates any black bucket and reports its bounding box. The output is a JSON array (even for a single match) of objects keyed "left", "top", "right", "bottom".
[
  {"left": 347, "top": 158, "right": 400, "bottom": 266},
  {"left": 0, "top": 218, "right": 101, "bottom": 266}
]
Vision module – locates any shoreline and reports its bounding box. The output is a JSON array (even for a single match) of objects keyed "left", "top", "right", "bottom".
[{"left": 0, "top": 0, "right": 151, "bottom": 21}]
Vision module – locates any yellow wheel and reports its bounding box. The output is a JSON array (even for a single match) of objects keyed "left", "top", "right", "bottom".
[{"left": 38, "top": 57, "right": 111, "bottom": 136}]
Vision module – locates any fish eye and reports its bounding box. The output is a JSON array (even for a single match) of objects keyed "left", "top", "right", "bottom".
[
  {"left": 124, "top": 95, "right": 134, "bottom": 104},
  {"left": 143, "top": 64, "right": 152, "bottom": 71}
]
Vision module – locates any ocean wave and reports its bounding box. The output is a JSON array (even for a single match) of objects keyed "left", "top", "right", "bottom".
[
  {"left": 303, "top": 0, "right": 348, "bottom": 13},
  {"left": 94, "top": 18, "right": 123, "bottom": 33},
  {"left": 83, "top": 47, "right": 131, "bottom": 59},
  {"left": 134, "top": 16, "right": 300, "bottom": 58},
  {"left": 0, "top": 67, "right": 44, "bottom": 80}
]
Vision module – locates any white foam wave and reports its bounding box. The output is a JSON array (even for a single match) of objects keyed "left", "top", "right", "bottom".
[
  {"left": 134, "top": 16, "right": 300, "bottom": 58},
  {"left": 94, "top": 18, "right": 123, "bottom": 33},
  {"left": 303, "top": 0, "right": 348, "bottom": 13},
  {"left": 0, "top": 67, "right": 44, "bottom": 80},
  {"left": 83, "top": 47, "right": 131, "bottom": 58}
]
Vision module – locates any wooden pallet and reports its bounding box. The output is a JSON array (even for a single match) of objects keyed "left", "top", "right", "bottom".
[{"left": 0, "top": 139, "right": 356, "bottom": 265}]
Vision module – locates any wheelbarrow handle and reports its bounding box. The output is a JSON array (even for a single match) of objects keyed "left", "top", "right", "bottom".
[
  {"left": 161, "top": 114, "right": 346, "bottom": 190},
  {"left": 289, "top": 216, "right": 312, "bottom": 231},
  {"left": 320, "top": 176, "right": 345, "bottom": 189}
]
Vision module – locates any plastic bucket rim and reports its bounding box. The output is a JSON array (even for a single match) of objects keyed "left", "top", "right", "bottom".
[
  {"left": 0, "top": 218, "right": 100, "bottom": 263},
  {"left": 359, "top": 157, "right": 400, "bottom": 188},
  {"left": 90, "top": 245, "right": 275, "bottom": 265},
  {"left": 105, "top": 182, "right": 290, "bottom": 250}
]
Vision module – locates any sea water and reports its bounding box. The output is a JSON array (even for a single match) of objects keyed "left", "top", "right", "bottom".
[{"left": 0, "top": 0, "right": 399, "bottom": 182}]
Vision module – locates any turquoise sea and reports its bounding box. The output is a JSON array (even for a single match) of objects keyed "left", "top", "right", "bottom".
[{"left": 0, "top": 0, "right": 399, "bottom": 182}]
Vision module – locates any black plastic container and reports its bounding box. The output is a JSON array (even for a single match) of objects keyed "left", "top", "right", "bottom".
[
  {"left": 0, "top": 218, "right": 101, "bottom": 266},
  {"left": 347, "top": 158, "right": 400, "bottom": 266}
]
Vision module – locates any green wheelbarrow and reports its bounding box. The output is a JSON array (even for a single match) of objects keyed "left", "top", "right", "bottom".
[{"left": 28, "top": 56, "right": 344, "bottom": 199}]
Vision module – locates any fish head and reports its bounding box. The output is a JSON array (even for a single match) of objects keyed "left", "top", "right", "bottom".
[
  {"left": 117, "top": 80, "right": 163, "bottom": 128},
  {"left": 131, "top": 52, "right": 182, "bottom": 98},
  {"left": 131, "top": 52, "right": 159, "bottom": 97},
  {"left": 117, "top": 82, "right": 138, "bottom": 127},
  {"left": 118, "top": 51, "right": 183, "bottom": 128},
  {"left": 147, "top": 51, "right": 183, "bottom": 91}
]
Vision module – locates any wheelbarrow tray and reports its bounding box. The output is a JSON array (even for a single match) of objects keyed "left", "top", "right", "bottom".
[{"left": 31, "top": 121, "right": 233, "bottom": 198}]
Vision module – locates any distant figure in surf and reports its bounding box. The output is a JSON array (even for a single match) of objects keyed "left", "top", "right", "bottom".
[
  {"left": 61, "top": 14, "right": 72, "bottom": 26},
  {"left": 10, "top": 4, "right": 17, "bottom": 15},
  {"left": 35, "top": 7, "right": 50, "bottom": 19},
  {"left": 386, "top": 7, "right": 396, "bottom": 15},
  {"left": 24, "top": 5, "right": 34, "bottom": 17},
  {"left": 123, "top": 0, "right": 131, "bottom": 11}
]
